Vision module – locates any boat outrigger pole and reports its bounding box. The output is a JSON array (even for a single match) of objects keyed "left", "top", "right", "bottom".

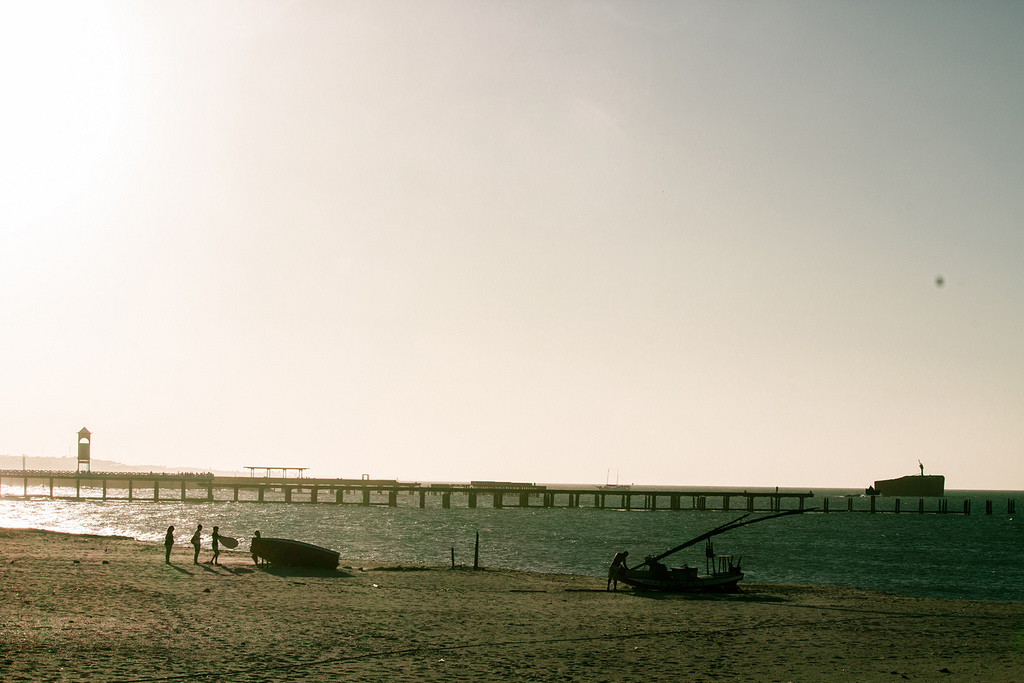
[{"left": 651, "top": 508, "right": 811, "bottom": 564}]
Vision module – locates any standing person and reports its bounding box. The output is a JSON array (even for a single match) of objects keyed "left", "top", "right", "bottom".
[
  {"left": 251, "top": 530, "right": 261, "bottom": 565},
  {"left": 164, "top": 526, "right": 174, "bottom": 564},
  {"left": 210, "top": 526, "right": 220, "bottom": 565},
  {"left": 190, "top": 524, "right": 203, "bottom": 565},
  {"left": 607, "top": 550, "right": 629, "bottom": 591}
]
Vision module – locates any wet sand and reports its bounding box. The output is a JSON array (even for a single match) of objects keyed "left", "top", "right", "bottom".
[{"left": 2, "top": 528, "right": 1022, "bottom": 682}]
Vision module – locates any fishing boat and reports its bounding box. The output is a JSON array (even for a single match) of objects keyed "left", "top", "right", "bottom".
[
  {"left": 612, "top": 509, "right": 808, "bottom": 593},
  {"left": 250, "top": 536, "right": 340, "bottom": 570}
]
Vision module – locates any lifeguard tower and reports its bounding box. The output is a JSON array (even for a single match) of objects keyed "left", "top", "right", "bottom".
[{"left": 77, "top": 428, "right": 91, "bottom": 473}]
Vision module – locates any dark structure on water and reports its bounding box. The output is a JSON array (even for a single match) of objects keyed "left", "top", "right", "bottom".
[{"left": 869, "top": 474, "right": 945, "bottom": 497}]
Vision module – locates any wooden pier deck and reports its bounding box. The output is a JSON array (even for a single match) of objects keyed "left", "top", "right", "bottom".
[{"left": 0, "top": 470, "right": 1014, "bottom": 514}]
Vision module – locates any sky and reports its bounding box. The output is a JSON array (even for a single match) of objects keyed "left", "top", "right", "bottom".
[{"left": 1, "top": 1, "right": 1022, "bottom": 489}]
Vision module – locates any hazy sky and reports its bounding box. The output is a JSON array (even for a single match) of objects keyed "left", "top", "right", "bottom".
[{"left": 2, "top": 1, "right": 1022, "bottom": 489}]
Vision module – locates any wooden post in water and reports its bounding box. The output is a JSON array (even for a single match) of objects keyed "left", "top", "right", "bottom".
[
  {"left": 442, "top": 492, "right": 451, "bottom": 509},
  {"left": 468, "top": 492, "right": 476, "bottom": 508},
  {"left": 419, "top": 490, "right": 426, "bottom": 508},
  {"left": 847, "top": 497, "right": 853, "bottom": 512},
  {"left": 919, "top": 498, "right": 924, "bottom": 514},
  {"left": 473, "top": 531, "right": 479, "bottom": 570},
  {"left": 870, "top": 496, "right": 876, "bottom": 513},
  {"left": 986, "top": 500, "right": 992, "bottom": 515},
  {"left": 450, "top": 546, "right": 455, "bottom": 569}
]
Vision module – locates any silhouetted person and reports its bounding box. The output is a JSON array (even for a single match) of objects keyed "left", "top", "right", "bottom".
[
  {"left": 919, "top": 460, "right": 924, "bottom": 475},
  {"left": 607, "top": 550, "right": 629, "bottom": 591},
  {"left": 210, "top": 526, "right": 221, "bottom": 565},
  {"left": 164, "top": 526, "right": 174, "bottom": 564},
  {"left": 251, "top": 530, "right": 262, "bottom": 565},
  {"left": 190, "top": 524, "right": 203, "bottom": 565}
]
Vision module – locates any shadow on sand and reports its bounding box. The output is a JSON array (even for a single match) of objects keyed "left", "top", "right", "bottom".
[
  {"left": 624, "top": 589, "right": 788, "bottom": 604},
  {"left": 256, "top": 565, "right": 353, "bottom": 579}
]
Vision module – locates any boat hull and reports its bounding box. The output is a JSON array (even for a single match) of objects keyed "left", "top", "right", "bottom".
[
  {"left": 251, "top": 537, "right": 340, "bottom": 570},
  {"left": 616, "top": 566, "right": 744, "bottom": 593}
]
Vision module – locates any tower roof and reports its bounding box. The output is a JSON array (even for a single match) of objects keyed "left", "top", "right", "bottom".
[{"left": 78, "top": 427, "right": 91, "bottom": 436}]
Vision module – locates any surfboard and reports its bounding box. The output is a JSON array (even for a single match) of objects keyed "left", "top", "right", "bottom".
[{"left": 218, "top": 536, "right": 239, "bottom": 549}]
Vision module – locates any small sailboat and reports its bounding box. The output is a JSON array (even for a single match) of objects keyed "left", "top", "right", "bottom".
[{"left": 612, "top": 509, "right": 808, "bottom": 592}]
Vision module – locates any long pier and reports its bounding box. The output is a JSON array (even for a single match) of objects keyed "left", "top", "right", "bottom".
[
  {"left": 0, "top": 470, "right": 1015, "bottom": 514},
  {"left": 0, "top": 470, "right": 813, "bottom": 511}
]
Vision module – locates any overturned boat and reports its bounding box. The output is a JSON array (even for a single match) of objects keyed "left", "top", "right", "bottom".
[
  {"left": 250, "top": 537, "right": 340, "bottom": 570},
  {"left": 612, "top": 509, "right": 808, "bottom": 593}
]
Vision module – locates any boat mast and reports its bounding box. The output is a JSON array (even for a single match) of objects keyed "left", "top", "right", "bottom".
[{"left": 651, "top": 508, "right": 810, "bottom": 564}]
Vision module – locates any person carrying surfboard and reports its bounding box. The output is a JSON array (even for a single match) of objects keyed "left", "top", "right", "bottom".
[
  {"left": 190, "top": 524, "right": 202, "bottom": 565},
  {"left": 210, "top": 526, "right": 221, "bottom": 565}
]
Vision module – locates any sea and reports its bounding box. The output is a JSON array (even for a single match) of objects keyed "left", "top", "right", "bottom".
[{"left": 1, "top": 486, "right": 1020, "bottom": 602}]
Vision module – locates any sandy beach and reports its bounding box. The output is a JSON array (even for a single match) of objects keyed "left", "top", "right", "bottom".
[{"left": 1, "top": 528, "right": 1022, "bottom": 682}]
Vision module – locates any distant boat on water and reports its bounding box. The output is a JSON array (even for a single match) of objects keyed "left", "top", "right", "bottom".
[{"left": 600, "top": 469, "right": 630, "bottom": 490}]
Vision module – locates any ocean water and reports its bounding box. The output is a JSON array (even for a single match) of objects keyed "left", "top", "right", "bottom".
[{"left": 0, "top": 487, "right": 1019, "bottom": 602}]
